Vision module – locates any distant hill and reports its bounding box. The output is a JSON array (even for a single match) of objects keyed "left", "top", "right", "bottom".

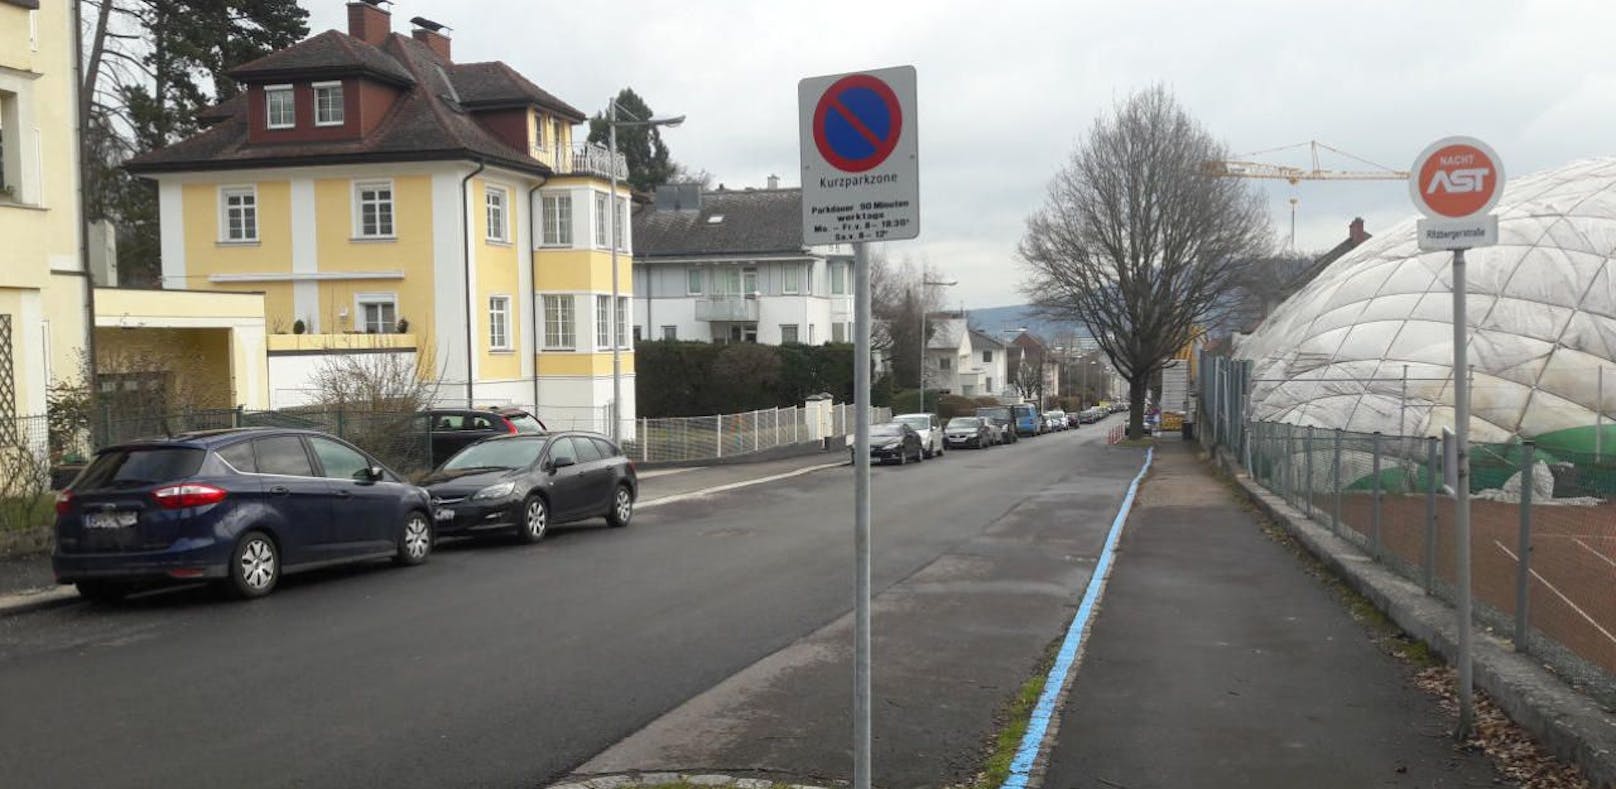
[{"left": 964, "top": 304, "right": 1093, "bottom": 346}]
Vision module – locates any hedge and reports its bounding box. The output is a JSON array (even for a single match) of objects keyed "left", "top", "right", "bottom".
[{"left": 635, "top": 341, "right": 858, "bottom": 418}]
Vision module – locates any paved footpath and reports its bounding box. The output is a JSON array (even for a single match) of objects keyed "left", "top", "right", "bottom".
[{"left": 1042, "top": 441, "right": 1502, "bottom": 789}]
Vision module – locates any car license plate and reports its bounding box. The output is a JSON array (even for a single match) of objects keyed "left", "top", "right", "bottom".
[
  {"left": 84, "top": 511, "right": 137, "bottom": 529},
  {"left": 434, "top": 508, "right": 456, "bottom": 522}
]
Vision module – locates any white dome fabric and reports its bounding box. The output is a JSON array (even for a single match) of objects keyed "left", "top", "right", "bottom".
[{"left": 1237, "top": 157, "right": 1616, "bottom": 448}]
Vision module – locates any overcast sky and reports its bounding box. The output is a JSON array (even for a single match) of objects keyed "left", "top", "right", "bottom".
[{"left": 308, "top": 1, "right": 1616, "bottom": 308}]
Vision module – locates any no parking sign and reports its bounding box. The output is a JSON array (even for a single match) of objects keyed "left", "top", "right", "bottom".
[{"left": 799, "top": 66, "right": 919, "bottom": 245}]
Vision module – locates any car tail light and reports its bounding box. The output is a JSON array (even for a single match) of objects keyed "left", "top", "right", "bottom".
[
  {"left": 152, "top": 483, "right": 228, "bottom": 509},
  {"left": 54, "top": 490, "right": 73, "bottom": 515},
  {"left": 502, "top": 417, "right": 518, "bottom": 434},
  {"left": 167, "top": 568, "right": 207, "bottom": 579}
]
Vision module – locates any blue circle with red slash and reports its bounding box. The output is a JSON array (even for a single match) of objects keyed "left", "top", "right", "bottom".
[{"left": 813, "top": 74, "right": 903, "bottom": 173}]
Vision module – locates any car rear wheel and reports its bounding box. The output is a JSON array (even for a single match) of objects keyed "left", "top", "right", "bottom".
[
  {"left": 395, "top": 511, "right": 432, "bottom": 566},
  {"left": 517, "top": 495, "right": 548, "bottom": 544},
  {"left": 228, "top": 531, "right": 279, "bottom": 599},
  {"left": 606, "top": 484, "right": 634, "bottom": 528},
  {"left": 75, "top": 580, "right": 132, "bottom": 604}
]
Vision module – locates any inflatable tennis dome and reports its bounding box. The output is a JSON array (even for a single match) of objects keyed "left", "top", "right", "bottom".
[{"left": 1238, "top": 157, "right": 1616, "bottom": 455}]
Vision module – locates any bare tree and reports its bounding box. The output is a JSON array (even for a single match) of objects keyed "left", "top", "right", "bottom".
[
  {"left": 869, "top": 252, "right": 950, "bottom": 390},
  {"left": 1019, "top": 86, "right": 1270, "bottom": 439},
  {"left": 310, "top": 346, "right": 440, "bottom": 414}
]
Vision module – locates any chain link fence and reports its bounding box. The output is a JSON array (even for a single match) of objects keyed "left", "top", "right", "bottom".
[{"left": 1200, "top": 352, "right": 1616, "bottom": 708}]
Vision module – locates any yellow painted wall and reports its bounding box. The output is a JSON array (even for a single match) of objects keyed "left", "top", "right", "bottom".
[
  {"left": 181, "top": 180, "right": 294, "bottom": 320},
  {"left": 533, "top": 249, "right": 633, "bottom": 293},
  {"left": 312, "top": 175, "right": 435, "bottom": 336},
  {"left": 96, "top": 287, "right": 264, "bottom": 321},
  {"left": 536, "top": 352, "right": 634, "bottom": 377},
  {"left": 267, "top": 333, "right": 416, "bottom": 353},
  {"left": 95, "top": 327, "right": 235, "bottom": 409},
  {"left": 476, "top": 177, "right": 522, "bottom": 380}
]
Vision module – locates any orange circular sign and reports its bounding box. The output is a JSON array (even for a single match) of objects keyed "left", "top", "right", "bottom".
[{"left": 1409, "top": 137, "right": 1504, "bottom": 219}]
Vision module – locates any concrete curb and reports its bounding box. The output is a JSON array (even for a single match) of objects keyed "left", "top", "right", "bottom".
[
  {"left": 548, "top": 773, "right": 835, "bottom": 789},
  {"left": 1218, "top": 452, "right": 1616, "bottom": 788},
  {"left": 0, "top": 587, "right": 78, "bottom": 617}
]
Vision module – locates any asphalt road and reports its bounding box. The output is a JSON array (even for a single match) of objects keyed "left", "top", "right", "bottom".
[{"left": 0, "top": 423, "right": 1120, "bottom": 788}]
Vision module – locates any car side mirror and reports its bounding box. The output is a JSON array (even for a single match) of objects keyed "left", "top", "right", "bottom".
[{"left": 549, "top": 456, "right": 575, "bottom": 472}]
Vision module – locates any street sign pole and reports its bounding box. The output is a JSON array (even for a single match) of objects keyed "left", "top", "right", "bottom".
[
  {"left": 852, "top": 240, "right": 873, "bottom": 789},
  {"left": 1452, "top": 247, "right": 1475, "bottom": 740}
]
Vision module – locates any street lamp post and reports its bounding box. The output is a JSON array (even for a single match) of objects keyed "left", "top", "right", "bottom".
[
  {"left": 606, "top": 99, "right": 683, "bottom": 441},
  {"left": 917, "top": 277, "right": 956, "bottom": 413}
]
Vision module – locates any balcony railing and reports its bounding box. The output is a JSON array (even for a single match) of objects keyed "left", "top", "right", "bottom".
[
  {"left": 535, "top": 141, "right": 628, "bottom": 180},
  {"left": 694, "top": 296, "right": 760, "bottom": 322}
]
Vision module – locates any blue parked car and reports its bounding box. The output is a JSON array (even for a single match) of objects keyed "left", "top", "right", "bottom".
[
  {"left": 53, "top": 428, "right": 435, "bottom": 602},
  {"left": 1012, "top": 403, "right": 1042, "bottom": 436}
]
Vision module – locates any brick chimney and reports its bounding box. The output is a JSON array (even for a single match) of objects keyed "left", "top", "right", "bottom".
[
  {"left": 1349, "top": 217, "right": 1369, "bottom": 244},
  {"left": 346, "top": 0, "right": 391, "bottom": 46},
  {"left": 410, "top": 17, "right": 451, "bottom": 61}
]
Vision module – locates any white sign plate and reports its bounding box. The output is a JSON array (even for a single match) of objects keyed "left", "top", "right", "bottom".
[
  {"left": 799, "top": 65, "right": 919, "bottom": 245},
  {"left": 1417, "top": 215, "right": 1499, "bottom": 251}
]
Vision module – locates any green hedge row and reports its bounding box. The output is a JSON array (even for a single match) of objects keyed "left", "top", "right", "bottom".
[{"left": 635, "top": 341, "right": 858, "bottom": 418}]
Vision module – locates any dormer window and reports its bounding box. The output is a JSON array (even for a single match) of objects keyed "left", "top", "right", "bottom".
[
  {"left": 313, "top": 82, "right": 344, "bottom": 126},
  {"left": 265, "top": 84, "right": 294, "bottom": 129}
]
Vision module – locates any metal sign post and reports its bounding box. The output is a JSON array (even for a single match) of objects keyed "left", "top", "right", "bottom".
[
  {"left": 1412, "top": 135, "right": 1504, "bottom": 741},
  {"left": 800, "top": 65, "right": 919, "bottom": 789}
]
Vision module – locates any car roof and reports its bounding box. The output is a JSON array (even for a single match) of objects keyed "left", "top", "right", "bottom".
[{"left": 104, "top": 426, "right": 324, "bottom": 451}]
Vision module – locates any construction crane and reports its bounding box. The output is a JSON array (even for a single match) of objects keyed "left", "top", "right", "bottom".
[{"left": 1205, "top": 140, "right": 1408, "bottom": 250}]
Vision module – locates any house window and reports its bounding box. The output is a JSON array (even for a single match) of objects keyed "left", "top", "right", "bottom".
[
  {"left": 488, "top": 295, "right": 511, "bottom": 350},
  {"left": 742, "top": 267, "right": 758, "bottom": 295},
  {"left": 544, "top": 295, "right": 575, "bottom": 349},
  {"left": 541, "top": 193, "right": 572, "bottom": 246},
  {"left": 986, "top": 377, "right": 994, "bottom": 392},
  {"left": 781, "top": 324, "right": 799, "bottom": 344},
  {"left": 939, "top": 356, "right": 952, "bottom": 371},
  {"left": 783, "top": 264, "right": 801, "bottom": 295},
  {"left": 220, "top": 187, "right": 258, "bottom": 242},
  {"left": 595, "top": 294, "right": 610, "bottom": 348},
  {"left": 313, "top": 82, "right": 344, "bottom": 126},
  {"left": 356, "top": 294, "right": 397, "bottom": 334},
  {"left": 715, "top": 268, "right": 741, "bottom": 296},
  {"left": 485, "top": 186, "right": 507, "bottom": 242},
  {"left": 593, "top": 192, "right": 609, "bottom": 247},
  {"left": 832, "top": 322, "right": 846, "bottom": 343},
  {"left": 265, "top": 85, "right": 294, "bottom": 129},
  {"left": 808, "top": 324, "right": 816, "bottom": 344},
  {"left": 614, "top": 197, "right": 628, "bottom": 250},
  {"left": 686, "top": 268, "right": 703, "bottom": 295},
  {"left": 661, "top": 325, "right": 677, "bottom": 340},
  {"left": 982, "top": 350, "right": 993, "bottom": 363},
  {"left": 633, "top": 326, "right": 643, "bottom": 342},
  {"left": 355, "top": 181, "right": 394, "bottom": 238},
  {"left": 831, "top": 262, "right": 847, "bottom": 295},
  {"left": 617, "top": 296, "right": 628, "bottom": 347}
]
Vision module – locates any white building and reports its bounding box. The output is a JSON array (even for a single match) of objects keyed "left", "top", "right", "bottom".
[{"left": 632, "top": 184, "right": 853, "bottom": 345}]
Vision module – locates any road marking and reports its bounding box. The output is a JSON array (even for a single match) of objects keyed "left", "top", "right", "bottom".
[
  {"left": 638, "top": 461, "right": 847, "bottom": 510},
  {"left": 1001, "top": 446, "right": 1155, "bottom": 789},
  {"left": 1572, "top": 537, "right": 1616, "bottom": 570},
  {"left": 1493, "top": 540, "right": 1616, "bottom": 648}
]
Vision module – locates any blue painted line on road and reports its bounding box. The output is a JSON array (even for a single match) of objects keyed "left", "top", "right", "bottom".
[{"left": 1001, "top": 446, "right": 1155, "bottom": 789}]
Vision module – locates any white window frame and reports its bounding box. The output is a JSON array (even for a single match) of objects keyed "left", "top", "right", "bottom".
[
  {"left": 782, "top": 264, "right": 801, "bottom": 295},
  {"left": 831, "top": 261, "right": 847, "bottom": 295},
  {"left": 617, "top": 296, "right": 629, "bottom": 348},
  {"left": 595, "top": 294, "right": 611, "bottom": 349},
  {"left": 593, "top": 191, "right": 609, "bottom": 248},
  {"left": 543, "top": 294, "right": 576, "bottom": 350},
  {"left": 742, "top": 267, "right": 758, "bottom": 296},
  {"left": 354, "top": 292, "right": 398, "bottom": 334},
  {"left": 312, "top": 81, "right": 344, "bottom": 127},
  {"left": 485, "top": 185, "right": 508, "bottom": 243},
  {"left": 353, "top": 179, "right": 396, "bottom": 239},
  {"left": 218, "top": 185, "right": 259, "bottom": 243},
  {"left": 832, "top": 322, "right": 847, "bottom": 343},
  {"left": 686, "top": 268, "right": 703, "bottom": 296},
  {"left": 264, "top": 84, "right": 295, "bottom": 129},
  {"left": 808, "top": 324, "right": 816, "bottom": 345},
  {"left": 781, "top": 324, "right": 800, "bottom": 344},
  {"left": 540, "top": 192, "right": 572, "bottom": 247},
  {"left": 615, "top": 196, "right": 630, "bottom": 252},
  {"left": 488, "top": 295, "right": 512, "bottom": 351},
  {"left": 661, "top": 325, "right": 677, "bottom": 341}
]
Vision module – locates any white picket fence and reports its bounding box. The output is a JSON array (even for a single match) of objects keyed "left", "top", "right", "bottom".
[{"left": 624, "top": 404, "right": 891, "bottom": 463}]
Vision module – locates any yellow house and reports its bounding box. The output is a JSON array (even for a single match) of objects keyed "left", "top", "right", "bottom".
[
  {"left": 0, "top": 0, "right": 90, "bottom": 426},
  {"left": 126, "top": 0, "right": 636, "bottom": 432}
]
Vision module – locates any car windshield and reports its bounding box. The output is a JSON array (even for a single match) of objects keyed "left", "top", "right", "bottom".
[
  {"left": 897, "top": 416, "right": 930, "bottom": 430},
  {"left": 441, "top": 439, "right": 544, "bottom": 471},
  {"left": 871, "top": 424, "right": 903, "bottom": 437},
  {"left": 76, "top": 447, "right": 205, "bottom": 490},
  {"left": 505, "top": 413, "right": 545, "bottom": 434},
  {"left": 947, "top": 418, "right": 980, "bottom": 429}
]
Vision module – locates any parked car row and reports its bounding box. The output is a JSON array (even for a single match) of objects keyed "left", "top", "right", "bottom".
[{"left": 52, "top": 417, "right": 635, "bottom": 602}]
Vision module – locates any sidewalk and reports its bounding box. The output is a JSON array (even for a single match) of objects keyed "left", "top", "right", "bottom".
[{"left": 1041, "top": 441, "right": 1500, "bottom": 788}]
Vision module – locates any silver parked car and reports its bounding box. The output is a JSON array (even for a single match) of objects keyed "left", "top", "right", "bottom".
[{"left": 894, "top": 413, "right": 944, "bottom": 458}]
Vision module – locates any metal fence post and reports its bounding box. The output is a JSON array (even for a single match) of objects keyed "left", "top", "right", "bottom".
[
  {"left": 753, "top": 409, "right": 761, "bottom": 453},
  {"left": 716, "top": 413, "right": 723, "bottom": 458},
  {"left": 1515, "top": 440, "right": 1536, "bottom": 652},
  {"left": 1305, "top": 425, "right": 1315, "bottom": 519},
  {"left": 1283, "top": 426, "right": 1294, "bottom": 505},
  {"left": 1425, "top": 436, "right": 1438, "bottom": 594},
  {"left": 1372, "top": 431, "right": 1383, "bottom": 559},
  {"left": 640, "top": 418, "right": 648, "bottom": 462},
  {"left": 1332, "top": 428, "right": 1343, "bottom": 536}
]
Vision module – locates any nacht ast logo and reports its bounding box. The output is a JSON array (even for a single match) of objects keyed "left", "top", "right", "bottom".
[{"left": 1418, "top": 143, "right": 1499, "bottom": 218}]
